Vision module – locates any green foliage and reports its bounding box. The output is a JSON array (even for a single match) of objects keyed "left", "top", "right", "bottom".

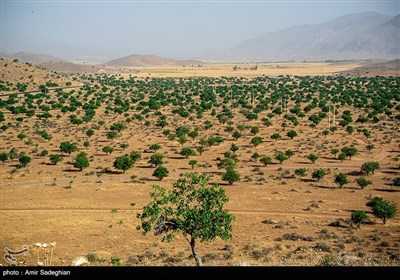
[
  {"left": 334, "top": 173, "right": 349, "bottom": 188},
  {"left": 49, "top": 154, "right": 63, "bottom": 165},
  {"left": 307, "top": 153, "right": 319, "bottom": 164},
  {"left": 0, "top": 152, "right": 8, "bottom": 164},
  {"left": 260, "top": 156, "right": 272, "bottom": 166},
  {"left": 271, "top": 133, "right": 281, "bottom": 141},
  {"left": 285, "top": 149, "right": 295, "bottom": 158},
  {"left": 60, "top": 141, "right": 78, "bottom": 155},
  {"left": 338, "top": 153, "right": 347, "bottom": 162},
  {"left": 351, "top": 211, "right": 369, "bottom": 228},
  {"left": 180, "top": 147, "right": 195, "bottom": 158},
  {"left": 149, "top": 153, "right": 164, "bottom": 167},
  {"left": 312, "top": 169, "right": 326, "bottom": 181},
  {"left": 232, "top": 131, "right": 241, "bottom": 140},
  {"left": 188, "top": 160, "right": 198, "bottom": 170},
  {"left": 355, "top": 177, "right": 372, "bottom": 189},
  {"left": 110, "top": 257, "right": 124, "bottom": 266},
  {"left": 230, "top": 144, "right": 239, "bottom": 153},
  {"left": 294, "top": 168, "right": 307, "bottom": 177},
  {"left": 287, "top": 130, "right": 298, "bottom": 139},
  {"left": 222, "top": 167, "right": 240, "bottom": 185},
  {"left": 330, "top": 148, "right": 339, "bottom": 158},
  {"left": 102, "top": 145, "right": 114, "bottom": 155},
  {"left": 367, "top": 198, "right": 397, "bottom": 224},
  {"left": 341, "top": 146, "right": 358, "bottom": 160},
  {"left": 149, "top": 144, "right": 161, "bottom": 152},
  {"left": 275, "top": 151, "right": 288, "bottom": 164},
  {"left": 73, "top": 152, "right": 89, "bottom": 171},
  {"left": 113, "top": 155, "right": 134, "bottom": 173},
  {"left": 110, "top": 122, "right": 126, "bottom": 132},
  {"left": 18, "top": 154, "right": 31, "bottom": 167},
  {"left": 86, "top": 129, "right": 94, "bottom": 137},
  {"left": 106, "top": 130, "right": 118, "bottom": 140},
  {"left": 129, "top": 151, "right": 141, "bottom": 163},
  {"left": 361, "top": 161, "right": 380, "bottom": 175},
  {"left": 251, "top": 136, "right": 263, "bottom": 147},
  {"left": 196, "top": 145, "right": 205, "bottom": 155},
  {"left": 393, "top": 177, "right": 400, "bottom": 187},
  {"left": 188, "top": 130, "right": 199, "bottom": 141},
  {"left": 137, "top": 173, "right": 234, "bottom": 266},
  {"left": 153, "top": 165, "right": 169, "bottom": 181}
]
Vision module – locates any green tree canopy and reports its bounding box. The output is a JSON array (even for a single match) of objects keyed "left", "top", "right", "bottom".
[{"left": 137, "top": 173, "right": 234, "bottom": 266}]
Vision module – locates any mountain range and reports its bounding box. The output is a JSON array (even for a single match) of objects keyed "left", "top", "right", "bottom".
[
  {"left": 224, "top": 12, "right": 400, "bottom": 61},
  {"left": 1, "top": 12, "right": 399, "bottom": 64}
]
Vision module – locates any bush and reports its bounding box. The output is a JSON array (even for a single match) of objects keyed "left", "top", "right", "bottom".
[
  {"left": 334, "top": 173, "right": 349, "bottom": 188},
  {"left": 294, "top": 168, "right": 307, "bottom": 177},
  {"left": 73, "top": 152, "right": 89, "bottom": 171},
  {"left": 222, "top": 167, "right": 240, "bottom": 185},
  {"left": 355, "top": 177, "right": 372, "bottom": 189},
  {"left": 153, "top": 165, "right": 169, "bottom": 181},
  {"left": 49, "top": 154, "right": 63, "bottom": 165},
  {"left": 312, "top": 169, "right": 326, "bottom": 181},
  {"left": 371, "top": 200, "right": 397, "bottom": 225},
  {"left": 361, "top": 162, "right": 380, "bottom": 175},
  {"left": 351, "top": 211, "right": 369, "bottom": 228},
  {"left": 260, "top": 156, "right": 272, "bottom": 166},
  {"left": 113, "top": 155, "right": 133, "bottom": 173},
  {"left": 393, "top": 177, "right": 400, "bottom": 187},
  {"left": 307, "top": 153, "right": 319, "bottom": 164}
]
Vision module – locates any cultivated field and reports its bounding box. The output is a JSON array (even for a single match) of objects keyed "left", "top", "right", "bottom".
[{"left": 0, "top": 60, "right": 399, "bottom": 266}]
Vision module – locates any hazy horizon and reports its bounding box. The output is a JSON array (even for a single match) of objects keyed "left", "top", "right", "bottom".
[{"left": 1, "top": 0, "right": 399, "bottom": 61}]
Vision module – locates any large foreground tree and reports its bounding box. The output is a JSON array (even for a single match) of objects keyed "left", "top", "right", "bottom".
[{"left": 136, "top": 172, "right": 234, "bottom": 266}]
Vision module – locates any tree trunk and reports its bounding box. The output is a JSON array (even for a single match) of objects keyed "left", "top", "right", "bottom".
[{"left": 190, "top": 238, "right": 202, "bottom": 266}]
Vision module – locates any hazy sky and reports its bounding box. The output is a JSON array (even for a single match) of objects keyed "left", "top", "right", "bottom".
[{"left": 1, "top": 0, "right": 399, "bottom": 60}]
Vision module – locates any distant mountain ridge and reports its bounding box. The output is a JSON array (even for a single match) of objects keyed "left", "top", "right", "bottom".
[
  {"left": 105, "top": 54, "right": 202, "bottom": 67},
  {"left": 1, "top": 51, "right": 64, "bottom": 64},
  {"left": 225, "top": 12, "right": 400, "bottom": 61}
]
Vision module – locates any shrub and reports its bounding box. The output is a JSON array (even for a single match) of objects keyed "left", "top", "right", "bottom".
[
  {"left": 153, "top": 165, "right": 169, "bottom": 181},
  {"left": 355, "top": 177, "right": 372, "bottom": 189},
  {"left": 361, "top": 162, "right": 380, "bottom": 175},
  {"left": 334, "top": 173, "right": 349, "bottom": 188},
  {"left": 222, "top": 167, "right": 240, "bottom": 185},
  {"left": 351, "top": 211, "right": 369, "bottom": 228}
]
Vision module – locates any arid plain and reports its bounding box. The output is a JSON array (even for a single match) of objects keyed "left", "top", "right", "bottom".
[{"left": 0, "top": 59, "right": 399, "bottom": 266}]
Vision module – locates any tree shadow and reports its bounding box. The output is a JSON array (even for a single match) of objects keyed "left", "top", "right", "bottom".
[
  {"left": 346, "top": 170, "right": 363, "bottom": 176},
  {"left": 40, "top": 162, "right": 56, "bottom": 166},
  {"left": 169, "top": 156, "right": 185, "bottom": 160},
  {"left": 311, "top": 184, "right": 334, "bottom": 190},
  {"left": 62, "top": 169, "right": 80, "bottom": 172},
  {"left": 374, "top": 188, "right": 400, "bottom": 193},
  {"left": 381, "top": 170, "right": 400, "bottom": 174}
]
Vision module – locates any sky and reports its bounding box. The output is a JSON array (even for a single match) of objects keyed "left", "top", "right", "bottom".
[{"left": 1, "top": 0, "right": 399, "bottom": 61}]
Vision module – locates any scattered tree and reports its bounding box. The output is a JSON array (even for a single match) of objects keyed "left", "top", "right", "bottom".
[
  {"left": 260, "top": 156, "right": 272, "bottom": 166},
  {"left": 49, "top": 154, "right": 63, "bottom": 165},
  {"left": 73, "top": 152, "right": 89, "bottom": 171},
  {"left": 361, "top": 161, "right": 380, "bottom": 175},
  {"left": 222, "top": 167, "right": 240, "bottom": 185},
  {"left": 334, "top": 173, "right": 349, "bottom": 188},
  {"left": 312, "top": 169, "right": 326, "bottom": 181},
  {"left": 136, "top": 172, "right": 234, "bottom": 266},
  {"left": 307, "top": 153, "right": 319, "bottom": 164},
  {"left": 188, "top": 160, "right": 198, "bottom": 170},
  {"left": 113, "top": 155, "right": 134, "bottom": 173},
  {"left": 355, "top": 177, "right": 372, "bottom": 189},
  {"left": 149, "top": 153, "right": 164, "bottom": 167},
  {"left": 351, "top": 211, "right": 369, "bottom": 228},
  {"left": 287, "top": 130, "right": 298, "bottom": 140},
  {"left": 153, "top": 165, "right": 169, "bottom": 181}
]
